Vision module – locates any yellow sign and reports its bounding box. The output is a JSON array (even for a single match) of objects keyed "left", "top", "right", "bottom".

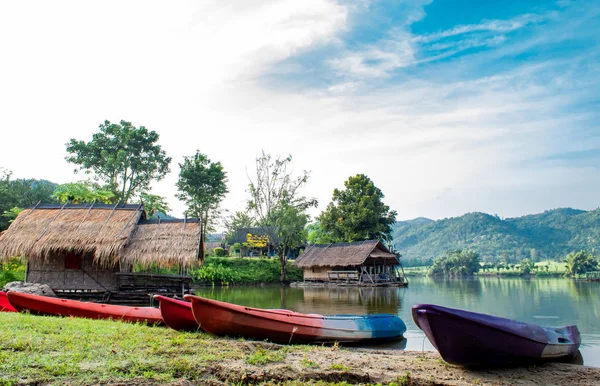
[{"left": 246, "top": 233, "right": 269, "bottom": 248}]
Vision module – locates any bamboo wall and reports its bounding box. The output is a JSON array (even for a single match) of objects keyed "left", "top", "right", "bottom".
[{"left": 27, "top": 253, "right": 119, "bottom": 291}]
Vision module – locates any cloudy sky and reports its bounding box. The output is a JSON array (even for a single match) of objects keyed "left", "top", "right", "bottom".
[{"left": 1, "top": 0, "right": 599, "bottom": 223}]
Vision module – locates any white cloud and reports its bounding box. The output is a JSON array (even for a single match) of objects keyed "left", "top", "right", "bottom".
[
  {"left": 327, "top": 36, "right": 415, "bottom": 78},
  {"left": 413, "top": 13, "right": 550, "bottom": 43}
]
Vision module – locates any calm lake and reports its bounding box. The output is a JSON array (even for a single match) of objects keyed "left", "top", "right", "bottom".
[{"left": 194, "top": 277, "right": 600, "bottom": 367}]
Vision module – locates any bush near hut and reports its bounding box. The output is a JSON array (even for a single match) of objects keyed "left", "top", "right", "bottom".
[
  {"left": 213, "top": 247, "right": 228, "bottom": 257},
  {"left": 191, "top": 257, "right": 302, "bottom": 286},
  {"left": 0, "top": 258, "right": 25, "bottom": 288}
]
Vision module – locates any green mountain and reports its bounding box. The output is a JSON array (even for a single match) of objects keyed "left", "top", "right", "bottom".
[{"left": 393, "top": 208, "right": 600, "bottom": 265}]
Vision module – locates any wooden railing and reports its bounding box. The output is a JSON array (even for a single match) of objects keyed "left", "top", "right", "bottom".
[
  {"left": 327, "top": 271, "right": 359, "bottom": 281},
  {"left": 116, "top": 272, "right": 192, "bottom": 294}
]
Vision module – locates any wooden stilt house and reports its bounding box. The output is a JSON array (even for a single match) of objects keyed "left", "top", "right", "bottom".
[
  {"left": 0, "top": 203, "right": 203, "bottom": 304},
  {"left": 293, "top": 240, "right": 408, "bottom": 286}
]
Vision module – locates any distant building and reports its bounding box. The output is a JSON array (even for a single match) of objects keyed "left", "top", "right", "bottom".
[
  {"left": 228, "top": 227, "right": 278, "bottom": 257},
  {"left": 0, "top": 203, "right": 203, "bottom": 302},
  {"left": 293, "top": 240, "right": 408, "bottom": 286}
]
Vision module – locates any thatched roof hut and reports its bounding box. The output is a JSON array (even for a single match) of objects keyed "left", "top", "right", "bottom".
[
  {"left": 294, "top": 240, "right": 398, "bottom": 268},
  {"left": 0, "top": 203, "right": 203, "bottom": 268},
  {"left": 122, "top": 218, "right": 202, "bottom": 268}
]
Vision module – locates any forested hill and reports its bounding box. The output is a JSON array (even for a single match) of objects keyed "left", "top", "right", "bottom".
[{"left": 393, "top": 208, "right": 600, "bottom": 265}]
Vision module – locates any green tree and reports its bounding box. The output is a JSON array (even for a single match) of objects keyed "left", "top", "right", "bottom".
[
  {"left": 176, "top": 151, "right": 228, "bottom": 239},
  {"left": 52, "top": 181, "right": 116, "bottom": 204},
  {"left": 519, "top": 258, "right": 535, "bottom": 275},
  {"left": 139, "top": 192, "right": 171, "bottom": 218},
  {"left": 271, "top": 204, "right": 308, "bottom": 282},
  {"left": 66, "top": 120, "right": 171, "bottom": 203},
  {"left": 429, "top": 250, "right": 480, "bottom": 277},
  {"left": 318, "top": 174, "right": 397, "bottom": 243},
  {"left": 246, "top": 151, "right": 316, "bottom": 281},
  {"left": 565, "top": 251, "right": 598, "bottom": 277},
  {"left": 223, "top": 211, "right": 256, "bottom": 243},
  {"left": 306, "top": 221, "right": 335, "bottom": 245},
  {"left": 0, "top": 168, "right": 58, "bottom": 231}
]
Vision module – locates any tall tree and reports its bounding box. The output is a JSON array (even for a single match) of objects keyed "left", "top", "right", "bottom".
[
  {"left": 176, "top": 151, "right": 228, "bottom": 239},
  {"left": 66, "top": 120, "right": 171, "bottom": 203},
  {"left": 272, "top": 204, "right": 308, "bottom": 282},
  {"left": 318, "top": 174, "right": 397, "bottom": 243},
  {"left": 247, "top": 151, "right": 317, "bottom": 281},
  {"left": 247, "top": 150, "right": 317, "bottom": 225}
]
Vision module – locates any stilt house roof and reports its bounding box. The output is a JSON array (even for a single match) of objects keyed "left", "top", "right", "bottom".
[
  {"left": 0, "top": 203, "right": 203, "bottom": 268},
  {"left": 293, "top": 240, "right": 399, "bottom": 268}
]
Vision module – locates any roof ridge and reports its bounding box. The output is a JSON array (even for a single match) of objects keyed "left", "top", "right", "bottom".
[{"left": 356, "top": 239, "right": 380, "bottom": 265}]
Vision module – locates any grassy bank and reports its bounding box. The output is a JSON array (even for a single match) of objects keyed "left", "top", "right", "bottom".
[{"left": 1, "top": 312, "right": 597, "bottom": 386}]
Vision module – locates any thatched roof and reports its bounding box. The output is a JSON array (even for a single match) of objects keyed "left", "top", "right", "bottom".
[
  {"left": 293, "top": 240, "right": 399, "bottom": 268},
  {"left": 121, "top": 218, "right": 203, "bottom": 268},
  {"left": 0, "top": 203, "right": 202, "bottom": 268}
]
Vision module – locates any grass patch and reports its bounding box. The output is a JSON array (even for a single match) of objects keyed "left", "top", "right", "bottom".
[
  {"left": 301, "top": 355, "right": 319, "bottom": 369},
  {"left": 329, "top": 363, "right": 351, "bottom": 372},
  {"left": 0, "top": 312, "right": 244, "bottom": 385},
  {"left": 246, "top": 345, "right": 287, "bottom": 365}
]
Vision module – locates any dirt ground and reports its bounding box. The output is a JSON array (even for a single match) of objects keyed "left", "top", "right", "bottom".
[{"left": 190, "top": 343, "right": 600, "bottom": 386}]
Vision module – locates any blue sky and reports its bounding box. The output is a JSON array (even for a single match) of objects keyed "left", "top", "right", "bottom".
[
  {"left": 260, "top": 0, "right": 600, "bottom": 218},
  {"left": 0, "top": 0, "right": 598, "bottom": 222}
]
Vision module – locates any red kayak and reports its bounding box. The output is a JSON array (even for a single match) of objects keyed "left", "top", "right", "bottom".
[
  {"left": 7, "top": 292, "right": 164, "bottom": 325},
  {"left": 0, "top": 291, "right": 17, "bottom": 312},
  {"left": 184, "top": 294, "right": 406, "bottom": 344},
  {"left": 154, "top": 295, "right": 198, "bottom": 331}
]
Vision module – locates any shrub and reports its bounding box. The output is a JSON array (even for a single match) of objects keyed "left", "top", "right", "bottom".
[
  {"left": 213, "top": 247, "right": 228, "bottom": 257},
  {"left": 191, "top": 256, "right": 302, "bottom": 285},
  {"left": 0, "top": 258, "right": 25, "bottom": 288}
]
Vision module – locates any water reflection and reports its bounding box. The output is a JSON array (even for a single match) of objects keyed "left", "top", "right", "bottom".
[
  {"left": 193, "top": 278, "right": 600, "bottom": 367},
  {"left": 296, "top": 287, "right": 403, "bottom": 315}
]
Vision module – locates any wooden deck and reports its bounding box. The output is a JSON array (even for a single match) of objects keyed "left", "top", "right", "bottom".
[{"left": 325, "top": 269, "right": 408, "bottom": 287}]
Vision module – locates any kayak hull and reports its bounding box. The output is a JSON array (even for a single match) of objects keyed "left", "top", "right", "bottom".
[
  {"left": 7, "top": 291, "right": 164, "bottom": 325},
  {"left": 154, "top": 295, "right": 198, "bottom": 331},
  {"left": 0, "top": 291, "right": 17, "bottom": 312},
  {"left": 184, "top": 294, "right": 406, "bottom": 344},
  {"left": 412, "top": 304, "right": 580, "bottom": 366}
]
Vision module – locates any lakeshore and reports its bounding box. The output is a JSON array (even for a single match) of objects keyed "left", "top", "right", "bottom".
[{"left": 1, "top": 312, "right": 598, "bottom": 386}]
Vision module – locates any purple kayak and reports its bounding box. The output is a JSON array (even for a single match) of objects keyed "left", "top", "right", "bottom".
[{"left": 412, "top": 304, "right": 581, "bottom": 367}]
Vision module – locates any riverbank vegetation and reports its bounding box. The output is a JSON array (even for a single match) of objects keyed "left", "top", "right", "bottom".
[
  {"left": 191, "top": 256, "right": 302, "bottom": 285},
  {"left": 428, "top": 250, "right": 481, "bottom": 277},
  {"left": 406, "top": 249, "right": 591, "bottom": 279}
]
